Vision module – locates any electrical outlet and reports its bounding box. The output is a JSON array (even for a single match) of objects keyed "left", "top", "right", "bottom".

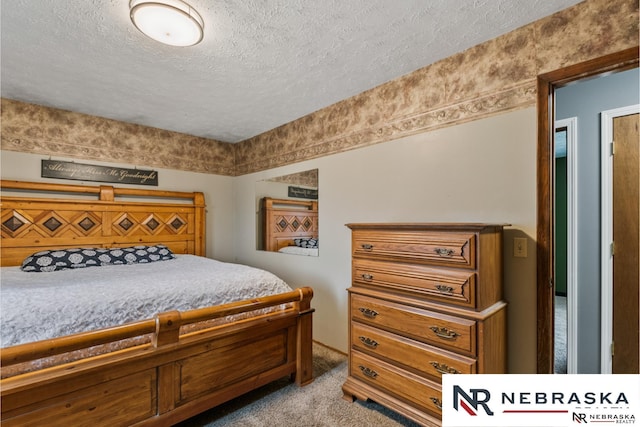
[{"left": 514, "top": 237, "right": 527, "bottom": 258}]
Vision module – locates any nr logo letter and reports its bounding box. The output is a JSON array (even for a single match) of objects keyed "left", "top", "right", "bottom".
[
  {"left": 453, "top": 385, "right": 494, "bottom": 416},
  {"left": 573, "top": 413, "right": 588, "bottom": 423}
]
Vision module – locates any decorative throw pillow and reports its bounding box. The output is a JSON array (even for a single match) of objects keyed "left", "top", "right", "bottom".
[
  {"left": 293, "top": 238, "right": 318, "bottom": 249},
  {"left": 20, "top": 245, "right": 175, "bottom": 272}
]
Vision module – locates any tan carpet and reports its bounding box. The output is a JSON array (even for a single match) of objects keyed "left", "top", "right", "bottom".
[{"left": 176, "top": 342, "right": 420, "bottom": 426}]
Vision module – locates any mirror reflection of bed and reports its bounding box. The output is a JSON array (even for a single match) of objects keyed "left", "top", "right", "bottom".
[
  {"left": 256, "top": 169, "right": 319, "bottom": 256},
  {"left": 260, "top": 197, "right": 318, "bottom": 256}
]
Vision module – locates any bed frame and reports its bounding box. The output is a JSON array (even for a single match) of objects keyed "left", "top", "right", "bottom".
[
  {"left": 260, "top": 197, "right": 318, "bottom": 252},
  {"left": 0, "top": 180, "right": 314, "bottom": 426}
]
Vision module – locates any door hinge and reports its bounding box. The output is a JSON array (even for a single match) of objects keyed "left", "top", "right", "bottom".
[
  {"left": 611, "top": 242, "right": 615, "bottom": 257},
  {"left": 611, "top": 342, "right": 615, "bottom": 357},
  {"left": 610, "top": 141, "right": 615, "bottom": 156}
]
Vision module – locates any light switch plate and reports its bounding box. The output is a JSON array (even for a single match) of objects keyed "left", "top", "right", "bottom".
[{"left": 514, "top": 237, "right": 527, "bottom": 258}]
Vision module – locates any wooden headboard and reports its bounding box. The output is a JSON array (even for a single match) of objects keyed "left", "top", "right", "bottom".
[
  {"left": 0, "top": 180, "right": 205, "bottom": 267},
  {"left": 260, "top": 197, "right": 318, "bottom": 251}
]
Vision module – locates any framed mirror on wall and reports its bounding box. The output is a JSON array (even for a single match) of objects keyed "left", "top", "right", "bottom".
[{"left": 255, "top": 169, "right": 319, "bottom": 256}]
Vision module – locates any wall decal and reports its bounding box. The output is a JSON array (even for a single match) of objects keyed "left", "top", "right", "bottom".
[
  {"left": 41, "top": 159, "right": 158, "bottom": 186},
  {"left": 288, "top": 186, "right": 318, "bottom": 199}
]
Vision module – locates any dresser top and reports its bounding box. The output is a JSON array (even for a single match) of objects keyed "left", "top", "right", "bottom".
[{"left": 346, "top": 223, "right": 509, "bottom": 231}]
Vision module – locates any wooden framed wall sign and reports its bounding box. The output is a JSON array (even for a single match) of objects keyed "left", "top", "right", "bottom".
[
  {"left": 288, "top": 186, "right": 318, "bottom": 199},
  {"left": 41, "top": 160, "right": 158, "bottom": 186}
]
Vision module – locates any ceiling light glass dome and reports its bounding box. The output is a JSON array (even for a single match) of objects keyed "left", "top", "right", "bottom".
[{"left": 130, "top": 0, "right": 204, "bottom": 47}]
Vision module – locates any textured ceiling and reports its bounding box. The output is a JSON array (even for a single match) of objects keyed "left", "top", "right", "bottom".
[{"left": 1, "top": 0, "right": 583, "bottom": 143}]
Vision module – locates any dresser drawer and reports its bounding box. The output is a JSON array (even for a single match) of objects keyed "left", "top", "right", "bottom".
[
  {"left": 352, "top": 322, "right": 476, "bottom": 380},
  {"left": 352, "top": 229, "right": 476, "bottom": 268},
  {"left": 351, "top": 351, "right": 443, "bottom": 417},
  {"left": 351, "top": 293, "right": 476, "bottom": 356},
  {"left": 353, "top": 258, "right": 477, "bottom": 308}
]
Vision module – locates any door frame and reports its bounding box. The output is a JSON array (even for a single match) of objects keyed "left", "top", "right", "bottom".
[
  {"left": 536, "top": 47, "right": 639, "bottom": 373},
  {"left": 554, "top": 116, "right": 578, "bottom": 374},
  {"left": 600, "top": 104, "right": 640, "bottom": 374}
]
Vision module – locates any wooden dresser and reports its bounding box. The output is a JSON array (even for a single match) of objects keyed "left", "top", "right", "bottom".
[{"left": 342, "top": 223, "right": 507, "bottom": 426}]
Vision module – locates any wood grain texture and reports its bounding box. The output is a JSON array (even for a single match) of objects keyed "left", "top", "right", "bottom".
[
  {"left": 0, "top": 180, "right": 315, "bottom": 426},
  {"left": 343, "top": 223, "right": 506, "bottom": 425},
  {"left": 612, "top": 113, "right": 639, "bottom": 374},
  {"left": 0, "top": 180, "right": 206, "bottom": 266}
]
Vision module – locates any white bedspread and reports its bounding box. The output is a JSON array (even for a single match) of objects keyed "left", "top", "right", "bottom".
[
  {"left": 0, "top": 255, "right": 292, "bottom": 348},
  {"left": 278, "top": 246, "right": 319, "bottom": 256}
]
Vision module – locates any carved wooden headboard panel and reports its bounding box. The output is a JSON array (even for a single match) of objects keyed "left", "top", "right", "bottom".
[
  {"left": 0, "top": 180, "right": 205, "bottom": 267},
  {"left": 260, "top": 197, "right": 318, "bottom": 252}
]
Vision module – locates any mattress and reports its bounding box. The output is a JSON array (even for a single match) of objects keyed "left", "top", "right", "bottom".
[{"left": 0, "top": 254, "right": 292, "bottom": 348}]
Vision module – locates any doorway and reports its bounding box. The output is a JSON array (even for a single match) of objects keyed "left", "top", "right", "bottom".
[
  {"left": 536, "top": 48, "right": 639, "bottom": 374},
  {"left": 611, "top": 112, "right": 639, "bottom": 374},
  {"left": 553, "top": 118, "right": 578, "bottom": 374},
  {"left": 601, "top": 107, "right": 640, "bottom": 374}
]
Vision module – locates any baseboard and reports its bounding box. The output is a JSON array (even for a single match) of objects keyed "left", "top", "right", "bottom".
[{"left": 312, "top": 340, "right": 347, "bottom": 357}]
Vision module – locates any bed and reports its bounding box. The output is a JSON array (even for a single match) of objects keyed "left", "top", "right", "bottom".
[
  {"left": 0, "top": 180, "right": 314, "bottom": 426},
  {"left": 260, "top": 197, "right": 318, "bottom": 256}
]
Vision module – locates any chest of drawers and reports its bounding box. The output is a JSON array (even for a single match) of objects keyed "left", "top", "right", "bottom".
[{"left": 342, "top": 223, "right": 507, "bottom": 426}]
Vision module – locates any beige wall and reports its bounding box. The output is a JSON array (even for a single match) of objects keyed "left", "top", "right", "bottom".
[
  {"left": 1, "top": 0, "right": 637, "bottom": 374},
  {"left": 233, "top": 108, "right": 537, "bottom": 372},
  {"left": 0, "top": 151, "right": 236, "bottom": 262}
]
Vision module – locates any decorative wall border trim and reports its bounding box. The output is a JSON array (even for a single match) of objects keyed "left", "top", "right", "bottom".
[
  {"left": 234, "top": 0, "right": 637, "bottom": 175},
  {"left": 0, "top": 98, "right": 236, "bottom": 177},
  {"left": 1, "top": 0, "right": 637, "bottom": 178},
  {"left": 234, "top": 81, "right": 537, "bottom": 175}
]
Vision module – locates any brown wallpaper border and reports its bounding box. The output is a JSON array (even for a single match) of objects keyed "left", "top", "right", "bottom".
[
  {"left": 234, "top": 0, "right": 638, "bottom": 175},
  {"left": 1, "top": 99, "right": 236, "bottom": 176},
  {"left": 1, "top": 0, "right": 638, "bottom": 177},
  {"left": 235, "top": 81, "right": 537, "bottom": 175}
]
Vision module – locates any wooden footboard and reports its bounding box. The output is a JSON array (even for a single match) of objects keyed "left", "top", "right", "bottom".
[
  {"left": 1, "top": 180, "right": 313, "bottom": 425},
  {"left": 0, "top": 287, "right": 314, "bottom": 426}
]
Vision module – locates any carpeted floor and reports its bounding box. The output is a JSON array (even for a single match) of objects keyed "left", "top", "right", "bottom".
[
  {"left": 555, "top": 295, "right": 567, "bottom": 374},
  {"left": 176, "top": 343, "right": 420, "bottom": 427}
]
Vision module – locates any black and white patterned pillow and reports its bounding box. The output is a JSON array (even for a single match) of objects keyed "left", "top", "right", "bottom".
[
  {"left": 21, "top": 245, "right": 175, "bottom": 272},
  {"left": 293, "top": 238, "right": 318, "bottom": 249}
]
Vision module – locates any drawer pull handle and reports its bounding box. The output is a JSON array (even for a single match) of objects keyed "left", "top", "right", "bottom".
[
  {"left": 434, "top": 247, "right": 454, "bottom": 257},
  {"left": 435, "top": 284, "right": 454, "bottom": 294},
  {"left": 361, "top": 273, "right": 374, "bottom": 281},
  {"left": 430, "top": 361, "right": 459, "bottom": 375},
  {"left": 359, "top": 308, "right": 379, "bottom": 319},
  {"left": 358, "top": 336, "right": 379, "bottom": 349},
  {"left": 358, "top": 365, "right": 378, "bottom": 379},
  {"left": 361, "top": 243, "right": 374, "bottom": 251},
  {"left": 430, "top": 397, "right": 443, "bottom": 410},
  {"left": 429, "top": 326, "right": 459, "bottom": 340}
]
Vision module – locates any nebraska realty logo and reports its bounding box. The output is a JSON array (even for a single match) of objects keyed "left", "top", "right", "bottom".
[{"left": 442, "top": 375, "right": 639, "bottom": 427}]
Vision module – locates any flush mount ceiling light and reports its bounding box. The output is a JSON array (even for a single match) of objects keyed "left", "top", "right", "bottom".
[{"left": 130, "top": 0, "right": 204, "bottom": 47}]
